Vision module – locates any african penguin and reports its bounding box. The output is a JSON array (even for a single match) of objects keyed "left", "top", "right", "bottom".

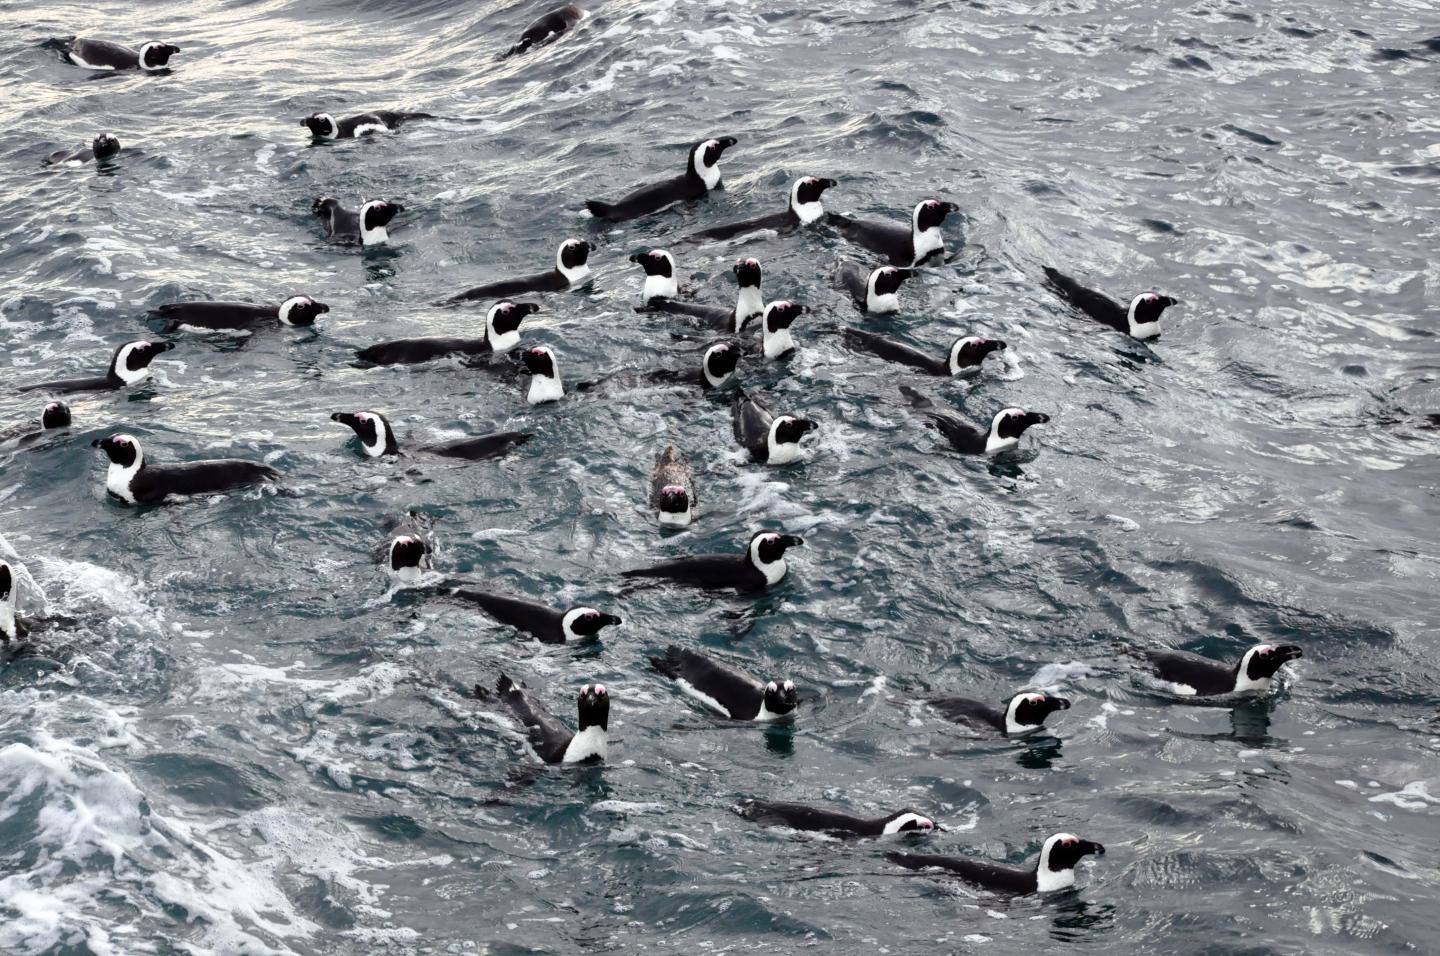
[
  {"left": 621, "top": 530, "right": 803, "bottom": 592},
  {"left": 489, "top": 675, "right": 609, "bottom": 764},
  {"left": 3, "top": 402, "right": 72, "bottom": 449},
  {"left": 0, "top": 560, "right": 20, "bottom": 644},
  {"left": 888, "top": 833, "right": 1105, "bottom": 894},
  {"left": 928, "top": 692, "right": 1071, "bottom": 736},
  {"left": 1042, "top": 267, "right": 1179, "bottom": 340},
  {"left": 443, "top": 588, "right": 621, "bottom": 645},
  {"left": 650, "top": 445, "right": 697, "bottom": 527},
  {"left": 759, "top": 300, "right": 806, "bottom": 360},
  {"left": 312, "top": 197, "right": 403, "bottom": 247},
  {"left": 732, "top": 389, "right": 818, "bottom": 465},
  {"left": 42, "top": 36, "right": 179, "bottom": 71},
  {"left": 504, "top": 4, "right": 587, "bottom": 57},
  {"left": 355, "top": 301, "right": 539, "bottom": 365},
  {"left": 643, "top": 257, "right": 765, "bottom": 333},
  {"left": 828, "top": 199, "right": 959, "bottom": 267},
  {"left": 735, "top": 800, "right": 936, "bottom": 837},
  {"left": 445, "top": 239, "right": 592, "bottom": 302},
  {"left": 522, "top": 346, "right": 565, "bottom": 404},
  {"left": 301, "top": 110, "right": 434, "bottom": 140},
  {"left": 150, "top": 296, "right": 329, "bottom": 332},
  {"left": 17, "top": 340, "right": 173, "bottom": 395},
  {"left": 1141, "top": 643, "right": 1303, "bottom": 698},
  {"left": 840, "top": 329, "right": 1006, "bottom": 377},
  {"left": 900, "top": 387, "right": 1048, "bottom": 455},
  {"left": 93, "top": 434, "right": 280, "bottom": 505},
  {"left": 649, "top": 645, "right": 796, "bottom": 721},
  {"left": 45, "top": 134, "right": 121, "bottom": 166},
  {"left": 631, "top": 249, "right": 680, "bottom": 306},
  {"left": 575, "top": 340, "right": 741, "bottom": 396},
  {"left": 331, "top": 411, "right": 530, "bottom": 461},
  {"left": 681, "top": 176, "right": 838, "bottom": 243},
  {"left": 585, "top": 137, "right": 737, "bottom": 222},
  {"left": 836, "top": 261, "right": 913, "bottom": 314},
  {"left": 384, "top": 535, "right": 433, "bottom": 584}
]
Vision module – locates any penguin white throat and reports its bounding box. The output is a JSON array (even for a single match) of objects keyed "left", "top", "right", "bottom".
[
  {"left": 1004, "top": 694, "right": 1045, "bottom": 735},
  {"left": 734, "top": 286, "right": 765, "bottom": 331},
  {"left": 866, "top": 272, "right": 900, "bottom": 314},
  {"left": 985, "top": 411, "right": 1021, "bottom": 455},
  {"left": 528, "top": 367, "right": 564, "bottom": 404},
  {"left": 1036, "top": 835, "right": 1082, "bottom": 893},
  {"left": 112, "top": 343, "right": 155, "bottom": 386},
  {"left": 558, "top": 249, "right": 591, "bottom": 285},
  {"left": 359, "top": 209, "right": 390, "bottom": 246},
  {"left": 748, "top": 538, "right": 789, "bottom": 585},
  {"left": 561, "top": 725, "right": 608, "bottom": 763},
  {"left": 790, "top": 183, "right": 824, "bottom": 224},
  {"left": 1127, "top": 295, "right": 1163, "bottom": 340},
  {"left": 486, "top": 308, "right": 523, "bottom": 352},
  {"left": 694, "top": 143, "right": 723, "bottom": 190},
  {"left": 762, "top": 323, "right": 795, "bottom": 360},
  {"left": 911, "top": 225, "right": 944, "bottom": 265},
  {"left": 643, "top": 271, "right": 678, "bottom": 303},
  {"left": 106, "top": 455, "right": 144, "bottom": 504},
  {"left": 0, "top": 590, "right": 15, "bottom": 642}
]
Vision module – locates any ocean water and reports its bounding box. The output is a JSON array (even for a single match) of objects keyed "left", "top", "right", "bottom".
[{"left": 2, "top": 0, "right": 1438, "bottom": 952}]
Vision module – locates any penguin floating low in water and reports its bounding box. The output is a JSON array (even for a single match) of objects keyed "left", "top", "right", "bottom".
[
  {"left": 758, "top": 300, "right": 806, "bottom": 360},
  {"left": 735, "top": 800, "right": 936, "bottom": 837},
  {"left": 888, "top": 833, "right": 1105, "bottom": 894},
  {"left": 45, "top": 134, "right": 121, "bottom": 166},
  {"left": 93, "top": 434, "right": 280, "bottom": 505},
  {"left": 576, "top": 340, "right": 741, "bottom": 397},
  {"left": 150, "top": 296, "right": 329, "bottom": 332},
  {"left": 630, "top": 249, "right": 681, "bottom": 307},
  {"left": 586, "top": 137, "right": 737, "bottom": 222},
  {"left": 1, "top": 402, "right": 71, "bottom": 449},
  {"left": 355, "top": 301, "right": 539, "bottom": 366},
  {"left": 680, "top": 176, "right": 837, "bottom": 244},
  {"left": 650, "top": 445, "right": 697, "bottom": 528},
  {"left": 927, "top": 691, "right": 1071, "bottom": 736},
  {"left": 1041, "top": 267, "right": 1178, "bottom": 340},
  {"left": 900, "top": 387, "right": 1048, "bottom": 456},
  {"left": 828, "top": 199, "right": 959, "bottom": 267},
  {"left": 312, "top": 197, "right": 403, "bottom": 248},
  {"left": 441, "top": 588, "right": 621, "bottom": 644},
  {"left": 622, "top": 530, "right": 803, "bottom": 592},
  {"left": 301, "top": 110, "right": 434, "bottom": 140},
  {"left": 521, "top": 346, "right": 566, "bottom": 404},
  {"left": 839, "top": 329, "right": 1006, "bottom": 377},
  {"left": 42, "top": 36, "right": 180, "bottom": 71},
  {"left": 649, "top": 645, "right": 796, "bottom": 721},
  {"left": 487, "top": 676, "right": 609, "bottom": 764},
  {"left": 1140, "top": 643, "right": 1302, "bottom": 699},
  {"left": 503, "top": 4, "right": 587, "bottom": 58},
  {"left": 642, "top": 257, "right": 766, "bottom": 334},
  {"left": 733, "top": 389, "right": 818, "bottom": 465},
  {"left": 330, "top": 410, "right": 530, "bottom": 461},
  {"left": 445, "top": 239, "right": 592, "bottom": 302},
  {"left": 835, "top": 262, "right": 912, "bottom": 314},
  {"left": 376, "top": 511, "right": 435, "bottom": 585},
  {"left": 17, "top": 340, "right": 173, "bottom": 395}
]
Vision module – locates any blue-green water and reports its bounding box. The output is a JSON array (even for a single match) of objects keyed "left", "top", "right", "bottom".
[{"left": 3, "top": 0, "right": 1438, "bottom": 952}]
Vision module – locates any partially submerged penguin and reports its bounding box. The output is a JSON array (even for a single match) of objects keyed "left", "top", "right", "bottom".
[
  {"left": 735, "top": 800, "right": 936, "bottom": 837},
  {"left": 622, "top": 530, "right": 803, "bottom": 592},
  {"left": 17, "top": 341, "right": 173, "bottom": 395},
  {"left": 330, "top": 410, "right": 530, "bottom": 461},
  {"left": 45, "top": 134, "right": 121, "bottom": 166},
  {"left": 1041, "top": 267, "right": 1178, "bottom": 340},
  {"left": 888, "top": 833, "right": 1105, "bottom": 894},
  {"left": 586, "top": 137, "right": 737, "bottom": 222},
  {"left": 650, "top": 645, "right": 796, "bottom": 721},
  {"left": 487, "top": 676, "right": 610, "bottom": 764}
]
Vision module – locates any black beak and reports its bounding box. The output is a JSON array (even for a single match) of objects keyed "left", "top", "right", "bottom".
[
  {"left": 819, "top": 178, "right": 838, "bottom": 189},
  {"left": 717, "top": 136, "right": 738, "bottom": 148},
  {"left": 989, "top": 340, "right": 1007, "bottom": 351},
  {"left": 158, "top": 341, "right": 175, "bottom": 352},
  {"left": 90, "top": 438, "right": 103, "bottom": 448},
  {"left": 1083, "top": 841, "right": 1105, "bottom": 856},
  {"left": 780, "top": 534, "right": 804, "bottom": 548},
  {"left": 797, "top": 419, "right": 819, "bottom": 434},
  {"left": 391, "top": 203, "right": 405, "bottom": 213},
  {"left": 1030, "top": 413, "right": 1051, "bottom": 425},
  {"left": 602, "top": 614, "right": 623, "bottom": 627},
  {"left": 330, "top": 412, "right": 357, "bottom": 428},
  {"left": 942, "top": 201, "right": 959, "bottom": 213},
  {"left": 628, "top": 252, "right": 643, "bottom": 264},
  {"left": 521, "top": 302, "right": 541, "bottom": 315},
  {"left": 1275, "top": 645, "right": 1304, "bottom": 662},
  {"left": 1053, "top": 698, "right": 1071, "bottom": 710},
  {"left": 315, "top": 302, "right": 331, "bottom": 314}
]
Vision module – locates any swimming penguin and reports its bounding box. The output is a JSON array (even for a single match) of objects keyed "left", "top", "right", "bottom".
[
  {"left": 649, "top": 645, "right": 796, "bottom": 721},
  {"left": 888, "top": 833, "right": 1105, "bottom": 894},
  {"left": 150, "top": 296, "right": 330, "bottom": 332},
  {"left": 733, "top": 389, "right": 818, "bottom": 465},
  {"left": 17, "top": 340, "right": 173, "bottom": 395},
  {"left": 840, "top": 329, "right": 1007, "bottom": 377},
  {"left": 1041, "top": 267, "right": 1178, "bottom": 340},
  {"left": 735, "top": 800, "right": 937, "bottom": 837},
  {"left": 442, "top": 588, "right": 621, "bottom": 644},
  {"left": 630, "top": 249, "right": 680, "bottom": 306},
  {"left": 504, "top": 4, "right": 587, "bottom": 57},
  {"left": 621, "top": 530, "right": 803, "bottom": 592},
  {"left": 355, "top": 301, "right": 539, "bottom": 366},
  {"left": 45, "top": 134, "right": 120, "bottom": 166},
  {"left": 576, "top": 340, "right": 741, "bottom": 397},
  {"left": 93, "top": 434, "right": 280, "bottom": 505},
  {"left": 585, "top": 137, "right": 737, "bottom": 222},
  {"left": 828, "top": 199, "right": 960, "bottom": 267},
  {"left": 928, "top": 691, "right": 1071, "bottom": 736},
  {"left": 1141, "top": 643, "right": 1303, "bottom": 698},
  {"left": 42, "top": 36, "right": 180, "bottom": 71},
  {"left": 900, "top": 387, "right": 1048, "bottom": 455},
  {"left": 759, "top": 300, "right": 806, "bottom": 360},
  {"left": 522, "top": 346, "right": 566, "bottom": 404},
  {"left": 681, "top": 176, "right": 838, "bottom": 243},
  {"left": 330, "top": 411, "right": 530, "bottom": 461},
  {"left": 301, "top": 110, "right": 434, "bottom": 140},
  {"left": 836, "top": 261, "right": 913, "bottom": 314},
  {"left": 446, "top": 239, "right": 592, "bottom": 302},
  {"left": 312, "top": 197, "right": 403, "bottom": 247},
  {"left": 0, "top": 561, "right": 20, "bottom": 643},
  {"left": 2, "top": 402, "right": 72, "bottom": 449},
  {"left": 650, "top": 445, "right": 697, "bottom": 527},
  {"left": 488, "top": 675, "right": 609, "bottom": 764},
  {"left": 383, "top": 534, "right": 432, "bottom": 584},
  {"left": 643, "top": 258, "right": 765, "bottom": 334}
]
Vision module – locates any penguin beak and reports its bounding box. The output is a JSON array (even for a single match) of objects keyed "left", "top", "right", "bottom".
[
  {"left": 601, "top": 614, "right": 623, "bottom": 627},
  {"left": 717, "top": 136, "right": 738, "bottom": 149},
  {"left": 315, "top": 302, "right": 331, "bottom": 314},
  {"left": 1053, "top": 697, "right": 1071, "bottom": 710},
  {"left": 942, "top": 201, "right": 959, "bottom": 213},
  {"left": 819, "top": 178, "right": 838, "bottom": 189},
  {"left": 522, "top": 302, "right": 541, "bottom": 315},
  {"left": 330, "top": 412, "right": 358, "bottom": 428},
  {"left": 628, "top": 252, "right": 644, "bottom": 264},
  {"left": 796, "top": 419, "right": 819, "bottom": 434},
  {"left": 158, "top": 341, "right": 176, "bottom": 352},
  {"left": 1081, "top": 841, "right": 1105, "bottom": 857},
  {"left": 1275, "top": 645, "right": 1304, "bottom": 662},
  {"left": 987, "top": 339, "right": 1007, "bottom": 351},
  {"left": 90, "top": 438, "right": 104, "bottom": 448},
  {"left": 780, "top": 534, "right": 804, "bottom": 549},
  {"left": 1028, "top": 412, "right": 1051, "bottom": 426}
]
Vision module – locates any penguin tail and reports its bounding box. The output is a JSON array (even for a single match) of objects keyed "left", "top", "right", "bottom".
[
  {"left": 584, "top": 199, "right": 616, "bottom": 220},
  {"left": 898, "top": 385, "right": 933, "bottom": 409},
  {"left": 884, "top": 851, "right": 922, "bottom": 870},
  {"left": 647, "top": 645, "right": 685, "bottom": 679},
  {"left": 403, "top": 112, "right": 436, "bottom": 121}
]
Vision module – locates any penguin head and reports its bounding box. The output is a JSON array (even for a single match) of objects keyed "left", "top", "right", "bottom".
[
  {"left": 112, "top": 340, "right": 174, "bottom": 384},
  {"left": 764, "top": 300, "right": 806, "bottom": 333},
  {"left": 301, "top": 113, "right": 340, "bottom": 138},
  {"left": 690, "top": 136, "right": 737, "bottom": 184},
  {"left": 702, "top": 340, "right": 741, "bottom": 386},
  {"left": 1128, "top": 292, "right": 1178, "bottom": 334},
  {"left": 523, "top": 345, "right": 557, "bottom": 378},
  {"left": 749, "top": 531, "right": 803, "bottom": 567},
  {"left": 563, "top": 607, "right": 623, "bottom": 641},
  {"left": 733, "top": 257, "right": 763, "bottom": 288},
  {"left": 0, "top": 561, "right": 11, "bottom": 602},
  {"left": 576, "top": 684, "right": 610, "bottom": 730},
  {"left": 629, "top": 248, "right": 675, "bottom": 278},
  {"left": 1004, "top": 692, "right": 1070, "bottom": 734},
  {"left": 881, "top": 811, "right": 937, "bottom": 835},
  {"left": 139, "top": 42, "right": 180, "bottom": 69},
  {"left": 92, "top": 433, "right": 143, "bottom": 469},
  {"left": 792, "top": 176, "right": 837, "bottom": 208},
  {"left": 1240, "top": 643, "right": 1303, "bottom": 682},
  {"left": 914, "top": 198, "right": 959, "bottom": 233},
  {"left": 949, "top": 336, "right": 1006, "bottom": 374},
  {"left": 41, "top": 401, "right": 72, "bottom": 430},
  {"left": 361, "top": 199, "right": 403, "bottom": 231},
  {"left": 771, "top": 415, "right": 819, "bottom": 447},
  {"left": 278, "top": 296, "right": 330, "bottom": 327},
  {"left": 558, "top": 238, "right": 592, "bottom": 273},
  {"left": 762, "top": 679, "right": 798, "bottom": 716},
  {"left": 487, "top": 301, "right": 540, "bottom": 340},
  {"left": 388, "top": 535, "right": 431, "bottom": 574},
  {"left": 330, "top": 411, "right": 396, "bottom": 458},
  {"left": 992, "top": 407, "right": 1049, "bottom": 441},
  {"left": 91, "top": 134, "right": 121, "bottom": 160},
  {"left": 1041, "top": 833, "right": 1106, "bottom": 877},
  {"left": 869, "top": 266, "right": 913, "bottom": 299},
  {"left": 656, "top": 484, "right": 691, "bottom": 517}
]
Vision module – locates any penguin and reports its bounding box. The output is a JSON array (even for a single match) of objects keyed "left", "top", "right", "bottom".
[
  {"left": 887, "top": 833, "right": 1106, "bottom": 894},
  {"left": 734, "top": 800, "right": 936, "bottom": 837},
  {"left": 383, "top": 534, "right": 432, "bottom": 585},
  {"left": 504, "top": 4, "right": 587, "bottom": 57},
  {"left": 585, "top": 137, "right": 737, "bottom": 222},
  {"left": 442, "top": 588, "right": 621, "bottom": 644},
  {"left": 150, "top": 296, "right": 329, "bottom": 332},
  {"left": 621, "top": 530, "right": 803, "bottom": 592},
  {"left": 732, "top": 389, "right": 818, "bottom": 465},
  {"left": 650, "top": 445, "right": 697, "bottom": 527},
  {"left": 42, "top": 37, "right": 180, "bottom": 71},
  {"left": 2, "top": 402, "right": 72, "bottom": 448},
  {"left": 522, "top": 346, "right": 565, "bottom": 404},
  {"left": 681, "top": 176, "right": 838, "bottom": 243},
  {"left": 92, "top": 434, "right": 280, "bottom": 505},
  {"left": 44, "top": 134, "right": 120, "bottom": 166},
  {"left": 649, "top": 645, "right": 796, "bottom": 721},
  {"left": 330, "top": 411, "right": 530, "bottom": 461},
  {"left": 489, "top": 676, "right": 609, "bottom": 764},
  {"left": 355, "top": 301, "right": 539, "bottom": 366},
  {"left": 1041, "top": 267, "right": 1178, "bottom": 340},
  {"left": 900, "top": 387, "right": 1048, "bottom": 455},
  {"left": 630, "top": 249, "right": 680, "bottom": 306},
  {"left": 445, "top": 239, "right": 592, "bottom": 302},
  {"left": 828, "top": 199, "right": 960, "bottom": 267},
  {"left": 840, "top": 329, "right": 1007, "bottom": 377},
  {"left": 836, "top": 261, "right": 913, "bottom": 314},
  {"left": 301, "top": 110, "right": 434, "bottom": 140},
  {"left": 576, "top": 340, "right": 741, "bottom": 396},
  {"left": 1, "top": 561, "right": 21, "bottom": 644},
  {"left": 17, "top": 340, "right": 173, "bottom": 395},
  {"left": 643, "top": 258, "right": 765, "bottom": 333},
  {"left": 927, "top": 692, "right": 1071, "bottom": 736},
  {"left": 1141, "top": 643, "right": 1303, "bottom": 697},
  {"left": 312, "top": 197, "right": 403, "bottom": 247},
  {"left": 759, "top": 300, "right": 806, "bottom": 360}
]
